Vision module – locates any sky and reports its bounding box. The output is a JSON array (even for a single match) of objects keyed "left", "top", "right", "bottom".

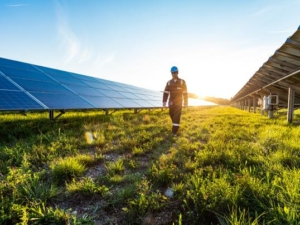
[{"left": 1, "top": 0, "right": 300, "bottom": 99}]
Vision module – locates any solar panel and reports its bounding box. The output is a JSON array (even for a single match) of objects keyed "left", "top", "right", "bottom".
[
  {"left": 82, "top": 96, "right": 123, "bottom": 108},
  {"left": 0, "top": 66, "right": 55, "bottom": 83},
  {"left": 118, "top": 91, "right": 141, "bottom": 99},
  {"left": 36, "top": 67, "right": 87, "bottom": 87},
  {"left": 10, "top": 78, "right": 74, "bottom": 95},
  {"left": 0, "top": 76, "right": 19, "bottom": 91},
  {"left": 0, "top": 58, "right": 36, "bottom": 71},
  {"left": 0, "top": 90, "right": 44, "bottom": 110},
  {"left": 70, "top": 73, "right": 100, "bottom": 82},
  {"left": 1, "top": 57, "right": 201, "bottom": 113},
  {"left": 113, "top": 98, "right": 144, "bottom": 108},
  {"left": 105, "top": 84, "right": 127, "bottom": 92},
  {"left": 63, "top": 84, "right": 107, "bottom": 97},
  {"left": 130, "top": 99, "right": 156, "bottom": 107},
  {"left": 147, "top": 100, "right": 163, "bottom": 107},
  {"left": 82, "top": 80, "right": 113, "bottom": 90},
  {"left": 97, "top": 89, "right": 129, "bottom": 98},
  {"left": 29, "top": 92, "right": 94, "bottom": 109}
]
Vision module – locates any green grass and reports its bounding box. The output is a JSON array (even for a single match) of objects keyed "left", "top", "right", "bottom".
[{"left": 1, "top": 106, "right": 300, "bottom": 224}]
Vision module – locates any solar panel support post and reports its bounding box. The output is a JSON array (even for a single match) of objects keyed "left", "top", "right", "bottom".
[
  {"left": 287, "top": 87, "right": 295, "bottom": 123},
  {"left": 49, "top": 110, "right": 66, "bottom": 120},
  {"left": 260, "top": 95, "right": 265, "bottom": 115},
  {"left": 268, "top": 105, "right": 274, "bottom": 119},
  {"left": 248, "top": 98, "right": 251, "bottom": 112},
  {"left": 103, "top": 109, "right": 117, "bottom": 115},
  {"left": 21, "top": 110, "right": 28, "bottom": 116},
  {"left": 253, "top": 96, "right": 257, "bottom": 113}
]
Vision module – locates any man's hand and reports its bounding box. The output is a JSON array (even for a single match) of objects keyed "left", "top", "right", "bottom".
[{"left": 163, "top": 102, "right": 167, "bottom": 107}]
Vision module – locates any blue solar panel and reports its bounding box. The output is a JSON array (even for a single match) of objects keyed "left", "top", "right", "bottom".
[
  {"left": 35, "top": 66, "right": 72, "bottom": 76},
  {"left": 105, "top": 84, "right": 127, "bottom": 92},
  {"left": 113, "top": 98, "right": 143, "bottom": 108},
  {"left": 147, "top": 100, "right": 162, "bottom": 107},
  {"left": 118, "top": 91, "right": 141, "bottom": 99},
  {"left": 139, "top": 94, "right": 162, "bottom": 101},
  {"left": 64, "top": 84, "right": 106, "bottom": 97},
  {"left": 36, "top": 66, "right": 87, "bottom": 86},
  {"left": 29, "top": 92, "right": 94, "bottom": 109},
  {"left": 71, "top": 73, "right": 99, "bottom": 82},
  {"left": 130, "top": 99, "right": 156, "bottom": 107},
  {"left": 50, "top": 74, "right": 87, "bottom": 86},
  {"left": 0, "top": 57, "right": 168, "bottom": 112},
  {"left": 148, "top": 95, "right": 161, "bottom": 101},
  {"left": 0, "top": 66, "right": 54, "bottom": 82},
  {"left": 0, "top": 57, "right": 36, "bottom": 71},
  {"left": 117, "top": 87, "right": 134, "bottom": 93},
  {"left": 83, "top": 80, "right": 113, "bottom": 90},
  {"left": 0, "top": 90, "right": 44, "bottom": 110},
  {"left": 82, "top": 96, "right": 123, "bottom": 108},
  {"left": 11, "top": 78, "right": 74, "bottom": 95},
  {"left": 98, "top": 89, "right": 129, "bottom": 98},
  {"left": 0, "top": 76, "right": 19, "bottom": 91},
  {"left": 95, "top": 78, "right": 116, "bottom": 85}
]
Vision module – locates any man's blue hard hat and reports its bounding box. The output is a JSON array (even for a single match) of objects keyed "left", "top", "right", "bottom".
[{"left": 170, "top": 66, "right": 178, "bottom": 73}]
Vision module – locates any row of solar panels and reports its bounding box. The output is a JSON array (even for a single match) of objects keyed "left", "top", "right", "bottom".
[
  {"left": 231, "top": 25, "right": 300, "bottom": 106},
  {"left": 0, "top": 57, "right": 166, "bottom": 111}
]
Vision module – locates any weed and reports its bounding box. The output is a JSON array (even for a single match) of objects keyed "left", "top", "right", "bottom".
[
  {"left": 66, "top": 177, "right": 109, "bottom": 197},
  {"left": 50, "top": 157, "right": 86, "bottom": 185},
  {"left": 105, "top": 158, "right": 125, "bottom": 175}
]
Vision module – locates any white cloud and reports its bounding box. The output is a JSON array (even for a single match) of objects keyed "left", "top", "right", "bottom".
[
  {"left": 55, "top": 1, "right": 81, "bottom": 63},
  {"left": 94, "top": 53, "right": 115, "bottom": 67},
  {"left": 78, "top": 47, "right": 93, "bottom": 63},
  {"left": 54, "top": 1, "right": 99, "bottom": 65}
]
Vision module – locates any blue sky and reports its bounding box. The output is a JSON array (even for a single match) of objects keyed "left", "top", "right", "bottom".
[{"left": 1, "top": 0, "right": 300, "bottom": 99}]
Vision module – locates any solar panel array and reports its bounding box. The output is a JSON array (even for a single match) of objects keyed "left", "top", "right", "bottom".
[
  {"left": 0, "top": 57, "right": 163, "bottom": 111},
  {"left": 231, "top": 26, "right": 300, "bottom": 106}
]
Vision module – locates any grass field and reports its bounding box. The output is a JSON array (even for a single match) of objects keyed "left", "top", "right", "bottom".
[{"left": 0, "top": 106, "right": 299, "bottom": 225}]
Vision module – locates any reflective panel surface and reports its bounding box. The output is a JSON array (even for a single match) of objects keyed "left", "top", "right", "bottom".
[
  {"left": 0, "top": 90, "right": 44, "bottom": 110},
  {"left": 0, "top": 57, "right": 185, "bottom": 111}
]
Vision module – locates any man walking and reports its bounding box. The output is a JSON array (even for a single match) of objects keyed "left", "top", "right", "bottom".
[{"left": 163, "top": 66, "right": 188, "bottom": 135}]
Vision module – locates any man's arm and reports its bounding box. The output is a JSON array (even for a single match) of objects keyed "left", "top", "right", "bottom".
[{"left": 163, "top": 82, "right": 170, "bottom": 107}]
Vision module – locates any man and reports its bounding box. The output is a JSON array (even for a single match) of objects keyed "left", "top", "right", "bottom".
[{"left": 163, "top": 66, "right": 188, "bottom": 135}]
